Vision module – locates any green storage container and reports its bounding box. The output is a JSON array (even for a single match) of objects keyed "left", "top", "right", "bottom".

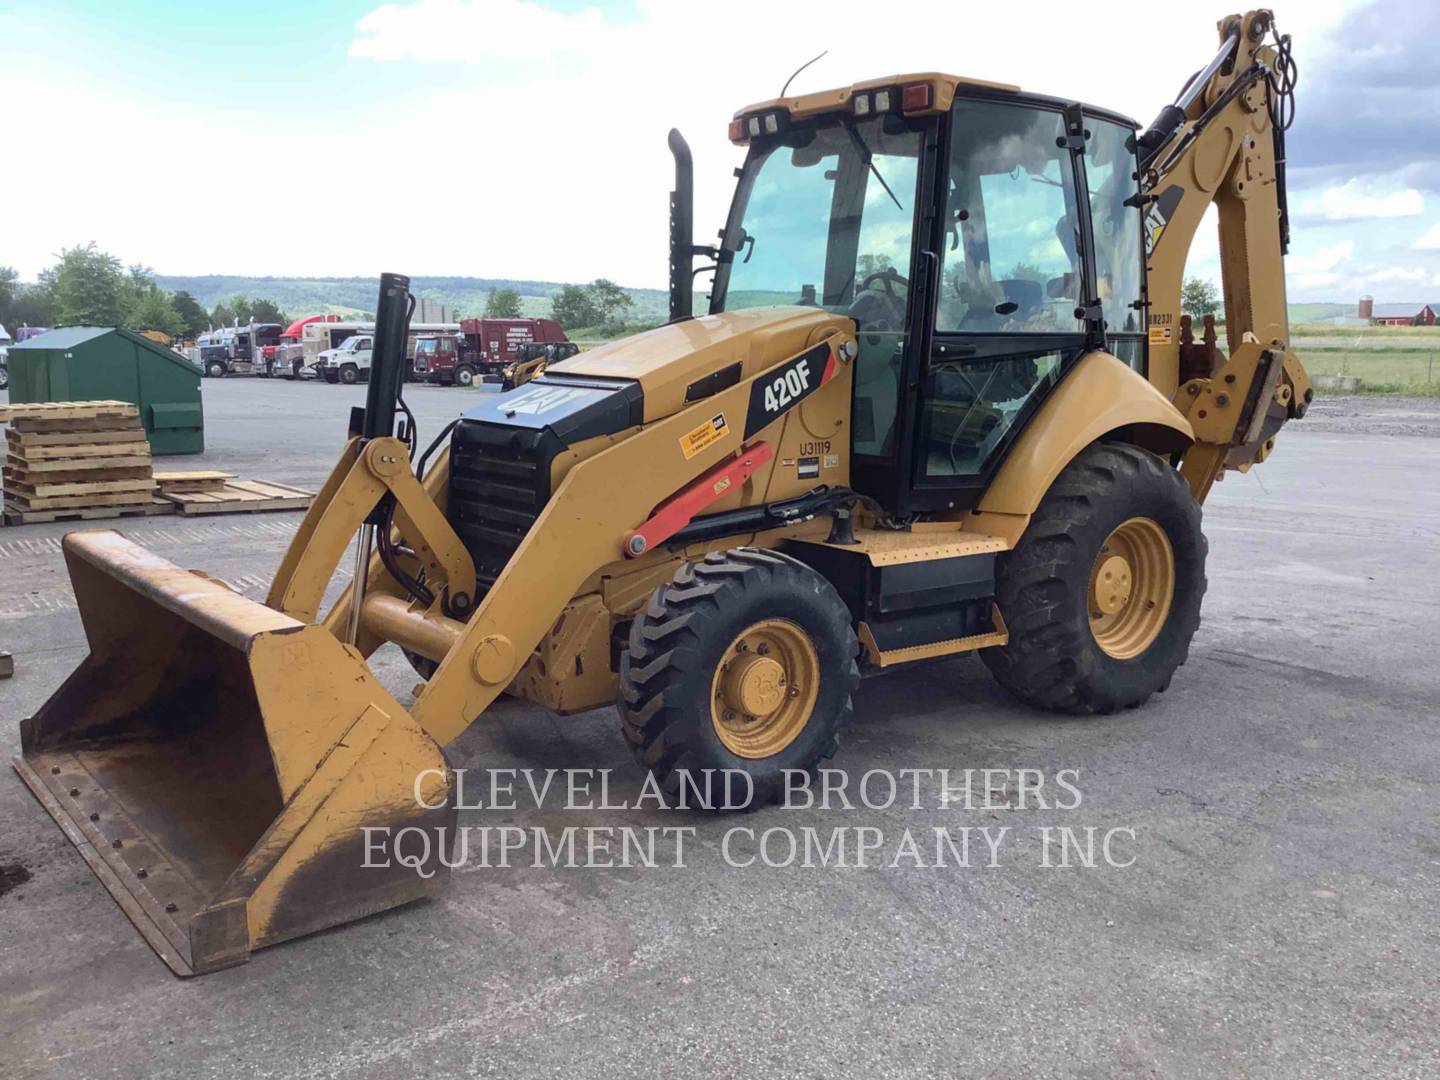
[{"left": 7, "top": 327, "right": 204, "bottom": 454}]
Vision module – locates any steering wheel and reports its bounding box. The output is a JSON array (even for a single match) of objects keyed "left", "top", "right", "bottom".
[{"left": 849, "top": 267, "right": 910, "bottom": 341}]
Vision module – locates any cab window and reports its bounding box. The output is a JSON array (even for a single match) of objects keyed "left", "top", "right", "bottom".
[
  {"left": 936, "top": 102, "right": 1083, "bottom": 334},
  {"left": 1085, "top": 116, "right": 1145, "bottom": 369}
]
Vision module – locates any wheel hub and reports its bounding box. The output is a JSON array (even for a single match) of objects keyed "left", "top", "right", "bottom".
[
  {"left": 723, "top": 654, "right": 787, "bottom": 716},
  {"left": 1093, "top": 555, "right": 1133, "bottom": 614},
  {"left": 711, "top": 619, "right": 820, "bottom": 759},
  {"left": 1088, "top": 516, "right": 1175, "bottom": 660}
]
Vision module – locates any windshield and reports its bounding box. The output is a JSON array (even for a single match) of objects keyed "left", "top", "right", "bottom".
[
  {"left": 711, "top": 113, "right": 923, "bottom": 318},
  {"left": 415, "top": 338, "right": 438, "bottom": 355},
  {"left": 711, "top": 112, "right": 926, "bottom": 461}
]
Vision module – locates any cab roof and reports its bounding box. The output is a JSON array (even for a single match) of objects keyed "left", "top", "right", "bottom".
[
  {"left": 732, "top": 71, "right": 1137, "bottom": 140},
  {"left": 736, "top": 72, "right": 1019, "bottom": 122}
]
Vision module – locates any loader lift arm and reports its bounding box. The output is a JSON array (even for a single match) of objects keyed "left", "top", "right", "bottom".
[{"left": 1137, "top": 8, "right": 1311, "bottom": 501}]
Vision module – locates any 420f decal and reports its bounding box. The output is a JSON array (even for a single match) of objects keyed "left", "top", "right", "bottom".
[{"left": 744, "top": 341, "right": 837, "bottom": 438}]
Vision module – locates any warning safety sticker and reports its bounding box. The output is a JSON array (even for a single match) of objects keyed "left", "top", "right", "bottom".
[{"left": 680, "top": 413, "right": 729, "bottom": 459}]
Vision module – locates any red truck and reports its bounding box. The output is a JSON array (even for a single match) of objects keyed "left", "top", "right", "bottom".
[{"left": 411, "top": 317, "right": 568, "bottom": 386}]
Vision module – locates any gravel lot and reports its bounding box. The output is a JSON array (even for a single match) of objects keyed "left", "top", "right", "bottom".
[{"left": 1, "top": 381, "right": 1437, "bottom": 1078}]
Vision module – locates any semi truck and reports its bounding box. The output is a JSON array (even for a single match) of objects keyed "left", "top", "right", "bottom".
[{"left": 411, "top": 317, "right": 569, "bottom": 385}]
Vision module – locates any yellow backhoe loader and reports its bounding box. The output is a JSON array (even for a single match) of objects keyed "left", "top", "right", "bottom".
[{"left": 15, "top": 9, "right": 1310, "bottom": 975}]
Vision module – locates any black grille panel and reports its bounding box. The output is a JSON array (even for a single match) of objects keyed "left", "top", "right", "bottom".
[
  {"left": 449, "top": 423, "right": 556, "bottom": 590},
  {"left": 445, "top": 374, "right": 645, "bottom": 594}
]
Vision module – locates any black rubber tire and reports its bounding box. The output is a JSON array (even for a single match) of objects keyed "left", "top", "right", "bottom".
[
  {"left": 339, "top": 363, "right": 359, "bottom": 385},
  {"left": 0, "top": 365, "right": 8, "bottom": 390},
  {"left": 618, "top": 548, "right": 860, "bottom": 807},
  {"left": 454, "top": 365, "right": 476, "bottom": 387},
  {"left": 981, "top": 442, "right": 1207, "bottom": 714},
  {"left": 205, "top": 360, "right": 226, "bottom": 378}
]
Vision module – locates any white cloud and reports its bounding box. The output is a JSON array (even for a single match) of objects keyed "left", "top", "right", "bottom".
[
  {"left": 350, "top": 0, "right": 610, "bottom": 61},
  {"left": 1297, "top": 178, "right": 1424, "bottom": 222},
  {"left": 1294, "top": 271, "right": 1342, "bottom": 290},
  {"left": 1288, "top": 240, "right": 1354, "bottom": 273},
  {"left": 1366, "top": 267, "right": 1428, "bottom": 284},
  {"left": 1415, "top": 223, "right": 1440, "bottom": 250},
  {"left": 0, "top": 0, "right": 1379, "bottom": 285}
]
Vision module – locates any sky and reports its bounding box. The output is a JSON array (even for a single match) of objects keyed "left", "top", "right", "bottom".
[{"left": 2, "top": 0, "right": 1437, "bottom": 304}]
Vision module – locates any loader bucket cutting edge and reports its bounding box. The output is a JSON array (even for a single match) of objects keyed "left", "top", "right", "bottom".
[{"left": 13, "top": 530, "right": 456, "bottom": 976}]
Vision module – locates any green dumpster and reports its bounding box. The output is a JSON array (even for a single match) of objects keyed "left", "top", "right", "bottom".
[{"left": 6, "top": 327, "right": 204, "bottom": 454}]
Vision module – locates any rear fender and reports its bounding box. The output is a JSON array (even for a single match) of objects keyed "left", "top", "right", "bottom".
[{"left": 977, "top": 351, "right": 1194, "bottom": 517}]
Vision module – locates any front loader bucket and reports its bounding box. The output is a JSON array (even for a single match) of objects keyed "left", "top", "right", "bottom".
[{"left": 13, "top": 531, "right": 455, "bottom": 976}]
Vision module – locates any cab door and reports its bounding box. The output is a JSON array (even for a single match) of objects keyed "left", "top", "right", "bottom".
[{"left": 905, "top": 96, "right": 1099, "bottom": 513}]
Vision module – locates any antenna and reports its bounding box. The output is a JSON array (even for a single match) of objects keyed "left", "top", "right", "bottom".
[{"left": 780, "top": 49, "right": 828, "bottom": 98}]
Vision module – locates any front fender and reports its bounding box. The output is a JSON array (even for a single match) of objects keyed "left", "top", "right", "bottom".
[{"left": 978, "top": 351, "right": 1194, "bottom": 516}]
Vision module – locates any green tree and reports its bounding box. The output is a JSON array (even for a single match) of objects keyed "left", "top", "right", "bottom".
[
  {"left": 589, "top": 278, "right": 633, "bottom": 325},
  {"left": 484, "top": 287, "right": 523, "bottom": 318},
  {"left": 170, "top": 290, "right": 209, "bottom": 337},
  {"left": 127, "top": 288, "right": 185, "bottom": 338},
  {"left": 50, "top": 243, "right": 126, "bottom": 325},
  {"left": 228, "top": 294, "right": 254, "bottom": 322},
  {"left": 0, "top": 266, "right": 17, "bottom": 329},
  {"left": 857, "top": 254, "right": 893, "bottom": 277},
  {"left": 211, "top": 303, "right": 236, "bottom": 327},
  {"left": 1181, "top": 276, "right": 1220, "bottom": 319},
  {"left": 246, "top": 298, "right": 288, "bottom": 324},
  {"left": 551, "top": 284, "right": 599, "bottom": 329},
  {"left": 9, "top": 281, "right": 57, "bottom": 329},
  {"left": 1005, "top": 261, "right": 1045, "bottom": 283}
]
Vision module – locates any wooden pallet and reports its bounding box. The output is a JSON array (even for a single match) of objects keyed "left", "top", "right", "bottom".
[
  {"left": 7, "top": 466, "right": 154, "bottom": 488},
  {"left": 0, "top": 400, "right": 139, "bottom": 424},
  {"left": 3, "top": 498, "right": 174, "bottom": 526},
  {"left": 6, "top": 453, "right": 154, "bottom": 473},
  {"left": 153, "top": 470, "right": 235, "bottom": 494},
  {"left": 7, "top": 427, "right": 148, "bottom": 449},
  {"left": 5, "top": 488, "right": 161, "bottom": 511},
  {"left": 161, "top": 479, "right": 314, "bottom": 515}
]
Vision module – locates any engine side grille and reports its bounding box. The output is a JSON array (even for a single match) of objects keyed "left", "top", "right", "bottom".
[{"left": 448, "top": 422, "right": 557, "bottom": 591}]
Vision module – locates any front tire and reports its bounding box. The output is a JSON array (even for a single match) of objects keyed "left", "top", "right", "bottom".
[
  {"left": 454, "top": 365, "right": 476, "bottom": 387},
  {"left": 339, "top": 363, "right": 359, "bottom": 385},
  {"left": 982, "top": 442, "right": 1207, "bottom": 714},
  {"left": 205, "top": 360, "right": 226, "bottom": 378},
  {"left": 619, "top": 548, "right": 860, "bottom": 806}
]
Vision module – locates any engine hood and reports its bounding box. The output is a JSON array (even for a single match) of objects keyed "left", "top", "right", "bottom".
[{"left": 547, "top": 306, "right": 852, "bottom": 423}]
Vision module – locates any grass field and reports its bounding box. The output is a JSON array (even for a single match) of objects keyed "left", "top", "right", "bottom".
[
  {"left": 1302, "top": 346, "right": 1440, "bottom": 394},
  {"left": 1291, "top": 322, "right": 1440, "bottom": 342}
]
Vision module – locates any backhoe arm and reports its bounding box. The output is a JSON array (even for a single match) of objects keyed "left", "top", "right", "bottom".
[{"left": 1138, "top": 9, "right": 1312, "bottom": 501}]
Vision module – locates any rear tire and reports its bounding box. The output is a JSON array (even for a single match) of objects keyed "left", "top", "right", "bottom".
[
  {"left": 982, "top": 442, "right": 1207, "bottom": 714},
  {"left": 618, "top": 548, "right": 859, "bottom": 807}
]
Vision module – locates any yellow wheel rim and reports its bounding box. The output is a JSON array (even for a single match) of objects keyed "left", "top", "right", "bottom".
[
  {"left": 710, "top": 618, "right": 820, "bottom": 759},
  {"left": 1088, "top": 516, "right": 1175, "bottom": 660}
]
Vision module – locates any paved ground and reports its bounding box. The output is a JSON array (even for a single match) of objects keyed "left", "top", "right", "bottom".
[{"left": 1, "top": 380, "right": 1437, "bottom": 1078}]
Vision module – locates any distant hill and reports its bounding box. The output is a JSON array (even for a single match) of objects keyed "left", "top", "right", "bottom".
[{"left": 153, "top": 274, "right": 670, "bottom": 322}]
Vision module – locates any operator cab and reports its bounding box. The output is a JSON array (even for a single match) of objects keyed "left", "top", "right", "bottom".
[{"left": 709, "top": 75, "right": 1146, "bottom": 516}]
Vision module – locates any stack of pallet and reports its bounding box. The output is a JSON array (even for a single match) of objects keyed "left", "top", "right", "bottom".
[{"left": 2, "top": 401, "right": 167, "bottom": 525}]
